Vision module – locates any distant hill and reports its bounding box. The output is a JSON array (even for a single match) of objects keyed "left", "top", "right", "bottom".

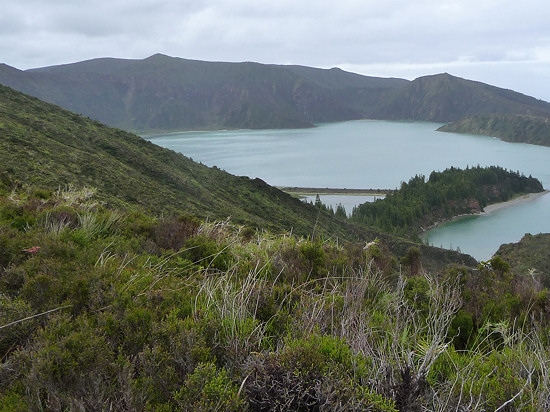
[
  {"left": 3, "top": 55, "right": 550, "bottom": 132},
  {"left": 0, "top": 54, "right": 406, "bottom": 132},
  {"left": 374, "top": 73, "right": 550, "bottom": 123},
  {"left": 437, "top": 113, "right": 550, "bottom": 146}
]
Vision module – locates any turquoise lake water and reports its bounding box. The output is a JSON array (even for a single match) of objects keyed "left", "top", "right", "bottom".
[{"left": 146, "top": 120, "right": 550, "bottom": 261}]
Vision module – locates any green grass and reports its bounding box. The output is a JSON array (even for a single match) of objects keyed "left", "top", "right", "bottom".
[{"left": 0, "top": 84, "right": 359, "bottom": 239}]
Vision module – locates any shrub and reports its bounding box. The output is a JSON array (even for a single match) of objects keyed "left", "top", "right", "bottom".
[
  {"left": 29, "top": 187, "right": 52, "bottom": 200},
  {"left": 401, "top": 246, "right": 422, "bottom": 275},
  {"left": 0, "top": 294, "right": 35, "bottom": 359},
  {"left": 152, "top": 215, "right": 200, "bottom": 251},
  {"left": 21, "top": 315, "right": 117, "bottom": 410},
  {"left": 448, "top": 309, "right": 475, "bottom": 350},
  {"left": 183, "top": 235, "right": 231, "bottom": 271},
  {"left": 173, "top": 362, "right": 245, "bottom": 411},
  {"left": 243, "top": 334, "right": 395, "bottom": 411},
  {"left": 21, "top": 274, "right": 60, "bottom": 310},
  {"left": 299, "top": 240, "right": 327, "bottom": 278}
]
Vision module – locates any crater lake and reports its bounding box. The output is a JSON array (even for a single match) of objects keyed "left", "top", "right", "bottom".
[{"left": 146, "top": 120, "right": 550, "bottom": 261}]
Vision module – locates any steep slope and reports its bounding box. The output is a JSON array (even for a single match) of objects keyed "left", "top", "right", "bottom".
[
  {"left": 0, "top": 54, "right": 405, "bottom": 132},
  {"left": 438, "top": 113, "right": 550, "bottom": 147},
  {"left": 0, "top": 83, "right": 352, "bottom": 238},
  {"left": 375, "top": 73, "right": 550, "bottom": 122},
  {"left": 494, "top": 233, "right": 550, "bottom": 287}
]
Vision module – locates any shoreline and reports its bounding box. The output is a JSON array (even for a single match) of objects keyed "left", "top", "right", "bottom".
[
  {"left": 421, "top": 190, "right": 550, "bottom": 234},
  {"left": 482, "top": 190, "right": 549, "bottom": 214}
]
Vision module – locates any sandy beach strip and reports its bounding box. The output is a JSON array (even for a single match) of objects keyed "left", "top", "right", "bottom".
[{"left": 483, "top": 190, "right": 550, "bottom": 214}]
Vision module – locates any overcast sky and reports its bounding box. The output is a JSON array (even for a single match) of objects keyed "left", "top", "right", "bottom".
[{"left": 2, "top": 0, "right": 550, "bottom": 100}]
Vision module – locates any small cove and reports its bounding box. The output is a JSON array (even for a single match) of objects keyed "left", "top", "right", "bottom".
[{"left": 146, "top": 120, "right": 550, "bottom": 261}]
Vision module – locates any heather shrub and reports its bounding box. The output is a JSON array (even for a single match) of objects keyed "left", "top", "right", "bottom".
[
  {"left": 183, "top": 234, "right": 231, "bottom": 271},
  {"left": 173, "top": 362, "right": 245, "bottom": 411},
  {"left": 243, "top": 334, "right": 395, "bottom": 411}
]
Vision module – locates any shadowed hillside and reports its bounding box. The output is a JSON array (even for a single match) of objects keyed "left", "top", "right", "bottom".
[
  {"left": 0, "top": 54, "right": 406, "bottom": 132},
  {"left": 374, "top": 73, "right": 550, "bottom": 122},
  {"left": 4, "top": 55, "right": 550, "bottom": 133}
]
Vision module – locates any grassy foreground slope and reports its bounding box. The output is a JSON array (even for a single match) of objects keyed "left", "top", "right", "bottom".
[{"left": 2, "top": 171, "right": 550, "bottom": 410}]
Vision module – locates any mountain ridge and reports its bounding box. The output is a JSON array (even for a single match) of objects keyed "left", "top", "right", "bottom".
[{"left": 3, "top": 54, "right": 549, "bottom": 133}]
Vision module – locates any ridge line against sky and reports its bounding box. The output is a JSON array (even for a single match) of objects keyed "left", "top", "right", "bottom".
[{"left": 2, "top": 0, "right": 550, "bottom": 101}]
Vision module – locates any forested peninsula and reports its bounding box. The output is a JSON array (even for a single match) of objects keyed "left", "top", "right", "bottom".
[{"left": 350, "top": 166, "right": 544, "bottom": 238}]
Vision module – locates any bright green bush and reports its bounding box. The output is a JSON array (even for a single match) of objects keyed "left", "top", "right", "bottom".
[
  {"left": 299, "top": 240, "right": 327, "bottom": 278},
  {"left": 173, "top": 362, "right": 245, "bottom": 411}
]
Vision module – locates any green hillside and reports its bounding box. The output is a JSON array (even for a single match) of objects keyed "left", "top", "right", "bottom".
[
  {"left": 1, "top": 182, "right": 548, "bottom": 411},
  {"left": 375, "top": 73, "right": 550, "bottom": 123},
  {"left": 0, "top": 83, "right": 355, "bottom": 238},
  {"left": 438, "top": 113, "right": 550, "bottom": 146}
]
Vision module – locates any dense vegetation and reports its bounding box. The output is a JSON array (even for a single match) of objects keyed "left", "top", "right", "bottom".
[
  {"left": 2, "top": 186, "right": 550, "bottom": 411},
  {"left": 495, "top": 233, "right": 550, "bottom": 287},
  {"left": 438, "top": 113, "right": 550, "bottom": 147},
  {"left": 350, "top": 166, "right": 544, "bottom": 238},
  {"left": 0, "top": 84, "right": 363, "bottom": 240},
  {"left": 2, "top": 55, "right": 550, "bottom": 132}
]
